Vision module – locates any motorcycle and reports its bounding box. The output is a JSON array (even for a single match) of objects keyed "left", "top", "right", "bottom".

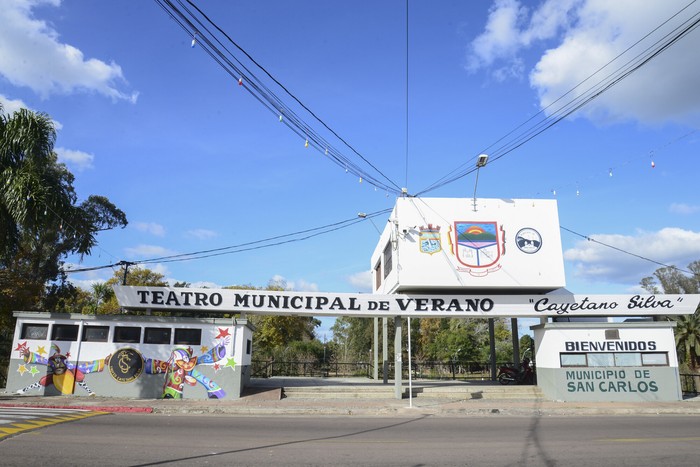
[{"left": 497, "top": 357, "right": 534, "bottom": 385}]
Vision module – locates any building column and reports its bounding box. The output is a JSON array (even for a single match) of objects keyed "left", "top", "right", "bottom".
[{"left": 394, "top": 316, "right": 403, "bottom": 399}]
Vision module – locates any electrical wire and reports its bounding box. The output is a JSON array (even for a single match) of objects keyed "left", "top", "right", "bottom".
[
  {"left": 560, "top": 226, "right": 694, "bottom": 275},
  {"left": 416, "top": 2, "right": 700, "bottom": 197},
  {"left": 153, "top": 0, "right": 402, "bottom": 195},
  {"left": 62, "top": 208, "right": 392, "bottom": 273}
]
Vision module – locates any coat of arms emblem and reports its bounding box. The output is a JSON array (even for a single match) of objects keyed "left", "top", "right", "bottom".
[
  {"left": 419, "top": 224, "right": 442, "bottom": 255},
  {"left": 453, "top": 221, "right": 504, "bottom": 276}
]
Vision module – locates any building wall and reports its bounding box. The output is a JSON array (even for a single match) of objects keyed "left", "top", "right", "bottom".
[
  {"left": 532, "top": 322, "right": 681, "bottom": 402},
  {"left": 372, "top": 197, "right": 565, "bottom": 293},
  {"left": 6, "top": 312, "right": 253, "bottom": 400}
]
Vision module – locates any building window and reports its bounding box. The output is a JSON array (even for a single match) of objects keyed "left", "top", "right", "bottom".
[
  {"left": 383, "top": 242, "right": 392, "bottom": 279},
  {"left": 21, "top": 323, "right": 48, "bottom": 340},
  {"left": 560, "top": 353, "right": 587, "bottom": 367},
  {"left": 114, "top": 326, "right": 141, "bottom": 343},
  {"left": 561, "top": 352, "right": 669, "bottom": 368},
  {"left": 174, "top": 328, "right": 201, "bottom": 345},
  {"left": 82, "top": 326, "right": 109, "bottom": 342},
  {"left": 246, "top": 339, "right": 252, "bottom": 355},
  {"left": 374, "top": 261, "right": 382, "bottom": 289},
  {"left": 144, "top": 327, "right": 172, "bottom": 345},
  {"left": 51, "top": 324, "right": 79, "bottom": 341},
  {"left": 642, "top": 353, "right": 668, "bottom": 366}
]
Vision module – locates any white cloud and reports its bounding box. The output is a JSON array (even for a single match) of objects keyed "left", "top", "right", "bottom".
[
  {"left": 124, "top": 244, "right": 175, "bottom": 259},
  {"left": 185, "top": 228, "right": 218, "bottom": 240},
  {"left": 134, "top": 222, "right": 166, "bottom": 237},
  {"left": 1, "top": 93, "right": 63, "bottom": 129},
  {"left": 468, "top": 0, "right": 700, "bottom": 125},
  {"left": 347, "top": 270, "right": 373, "bottom": 292},
  {"left": 270, "top": 274, "right": 319, "bottom": 292},
  {"left": 55, "top": 147, "right": 94, "bottom": 170},
  {"left": 669, "top": 203, "right": 700, "bottom": 215},
  {"left": 0, "top": 0, "right": 137, "bottom": 102},
  {"left": 564, "top": 227, "right": 700, "bottom": 284},
  {"left": 0, "top": 93, "right": 28, "bottom": 115}
]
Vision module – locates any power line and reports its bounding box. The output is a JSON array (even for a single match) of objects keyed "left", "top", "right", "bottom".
[
  {"left": 415, "top": 2, "right": 700, "bottom": 196},
  {"left": 62, "top": 209, "right": 392, "bottom": 273},
  {"left": 560, "top": 226, "right": 694, "bottom": 275},
  {"left": 153, "top": 0, "right": 402, "bottom": 195}
]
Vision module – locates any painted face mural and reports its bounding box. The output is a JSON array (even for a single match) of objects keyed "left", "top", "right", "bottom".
[
  {"left": 13, "top": 327, "right": 235, "bottom": 399},
  {"left": 160, "top": 341, "right": 229, "bottom": 399},
  {"left": 15, "top": 343, "right": 105, "bottom": 395}
]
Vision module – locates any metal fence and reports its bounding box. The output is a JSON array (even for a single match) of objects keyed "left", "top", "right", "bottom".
[
  {"left": 252, "top": 360, "right": 372, "bottom": 378},
  {"left": 252, "top": 360, "right": 513, "bottom": 381},
  {"left": 680, "top": 373, "right": 699, "bottom": 397}
]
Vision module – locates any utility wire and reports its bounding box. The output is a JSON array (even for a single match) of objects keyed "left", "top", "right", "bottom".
[
  {"left": 62, "top": 209, "right": 392, "bottom": 273},
  {"left": 560, "top": 226, "right": 694, "bottom": 275},
  {"left": 154, "top": 0, "right": 402, "bottom": 195},
  {"left": 416, "top": 2, "right": 700, "bottom": 196}
]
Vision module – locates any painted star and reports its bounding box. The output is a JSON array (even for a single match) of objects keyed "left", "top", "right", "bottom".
[
  {"left": 213, "top": 363, "right": 221, "bottom": 371},
  {"left": 200, "top": 346, "right": 209, "bottom": 354},
  {"left": 14, "top": 341, "right": 28, "bottom": 353},
  {"left": 65, "top": 352, "right": 71, "bottom": 358},
  {"left": 17, "top": 364, "right": 28, "bottom": 376},
  {"left": 29, "top": 366, "right": 40, "bottom": 377},
  {"left": 223, "top": 357, "right": 236, "bottom": 370},
  {"left": 36, "top": 345, "right": 47, "bottom": 356},
  {"left": 215, "top": 328, "right": 230, "bottom": 339}
]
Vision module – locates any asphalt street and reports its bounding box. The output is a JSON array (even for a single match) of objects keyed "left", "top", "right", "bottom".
[{"left": 1, "top": 413, "right": 699, "bottom": 466}]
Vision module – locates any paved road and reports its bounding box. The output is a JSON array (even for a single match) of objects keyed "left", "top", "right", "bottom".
[
  {"left": 0, "top": 406, "right": 108, "bottom": 441},
  {"left": 1, "top": 413, "right": 698, "bottom": 466}
]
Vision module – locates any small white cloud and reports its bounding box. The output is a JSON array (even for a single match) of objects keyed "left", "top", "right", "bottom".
[
  {"left": 669, "top": 203, "right": 700, "bottom": 215},
  {"left": 1, "top": 93, "right": 63, "bottom": 129},
  {"left": 134, "top": 222, "right": 166, "bottom": 237},
  {"left": 347, "top": 270, "right": 373, "bottom": 293},
  {"left": 55, "top": 147, "right": 94, "bottom": 171},
  {"left": 564, "top": 227, "right": 700, "bottom": 284},
  {"left": 185, "top": 228, "right": 218, "bottom": 240},
  {"left": 269, "top": 274, "right": 319, "bottom": 292},
  {"left": 124, "top": 244, "right": 175, "bottom": 259},
  {"left": 0, "top": 0, "right": 137, "bottom": 102}
]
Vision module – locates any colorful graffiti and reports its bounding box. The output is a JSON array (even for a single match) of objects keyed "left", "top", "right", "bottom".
[
  {"left": 13, "top": 328, "right": 235, "bottom": 399},
  {"left": 15, "top": 343, "right": 105, "bottom": 395}
]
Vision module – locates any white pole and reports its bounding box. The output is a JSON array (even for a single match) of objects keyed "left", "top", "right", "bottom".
[{"left": 408, "top": 317, "right": 413, "bottom": 408}]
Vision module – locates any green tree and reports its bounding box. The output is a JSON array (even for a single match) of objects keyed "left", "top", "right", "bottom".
[
  {"left": 96, "top": 267, "right": 168, "bottom": 314},
  {"left": 641, "top": 261, "right": 700, "bottom": 370},
  {"left": 226, "top": 279, "right": 320, "bottom": 359},
  {"left": 0, "top": 105, "right": 126, "bottom": 316}
]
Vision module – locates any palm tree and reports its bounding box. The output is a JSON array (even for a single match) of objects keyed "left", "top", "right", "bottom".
[
  {"left": 675, "top": 311, "right": 700, "bottom": 370},
  {"left": 0, "top": 103, "right": 60, "bottom": 258}
]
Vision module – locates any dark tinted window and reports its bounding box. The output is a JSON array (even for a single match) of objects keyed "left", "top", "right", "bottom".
[
  {"left": 174, "top": 328, "right": 201, "bottom": 345},
  {"left": 144, "top": 327, "right": 171, "bottom": 344},
  {"left": 82, "top": 326, "right": 109, "bottom": 342},
  {"left": 114, "top": 326, "right": 141, "bottom": 343},
  {"left": 51, "top": 324, "right": 79, "bottom": 341},
  {"left": 21, "top": 323, "right": 49, "bottom": 340}
]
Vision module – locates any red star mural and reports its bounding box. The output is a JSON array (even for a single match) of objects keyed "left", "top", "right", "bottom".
[{"left": 215, "top": 327, "right": 230, "bottom": 339}]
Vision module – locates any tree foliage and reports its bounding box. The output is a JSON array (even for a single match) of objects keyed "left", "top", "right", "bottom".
[
  {"left": 0, "top": 105, "right": 127, "bottom": 319},
  {"left": 226, "top": 279, "right": 320, "bottom": 359},
  {"left": 641, "top": 260, "right": 700, "bottom": 370}
]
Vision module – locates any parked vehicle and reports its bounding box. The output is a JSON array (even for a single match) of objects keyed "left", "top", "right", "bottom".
[{"left": 497, "top": 357, "right": 534, "bottom": 385}]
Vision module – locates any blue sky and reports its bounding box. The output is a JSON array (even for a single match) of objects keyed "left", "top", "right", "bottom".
[{"left": 2, "top": 0, "right": 700, "bottom": 337}]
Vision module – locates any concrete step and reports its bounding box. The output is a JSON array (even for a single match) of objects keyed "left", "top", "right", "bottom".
[{"left": 282, "top": 384, "right": 544, "bottom": 400}]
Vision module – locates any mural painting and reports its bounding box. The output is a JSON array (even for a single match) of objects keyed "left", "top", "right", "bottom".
[{"left": 13, "top": 328, "right": 235, "bottom": 399}]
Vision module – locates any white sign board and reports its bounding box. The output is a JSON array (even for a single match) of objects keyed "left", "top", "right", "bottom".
[
  {"left": 114, "top": 286, "right": 700, "bottom": 318},
  {"left": 372, "top": 198, "right": 566, "bottom": 293}
]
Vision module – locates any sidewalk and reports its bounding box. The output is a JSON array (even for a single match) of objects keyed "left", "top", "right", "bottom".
[{"left": 2, "top": 379, "right": 699, "bottom": 417}]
